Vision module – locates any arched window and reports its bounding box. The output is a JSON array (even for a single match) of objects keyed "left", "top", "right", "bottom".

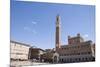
[
  {"left": 82, "top": 58, "right": 84, "bottom": 61},
  {"left": 70, "top": 58, "right": 72, "bottom": 62},
  {"left": 85, "top": 57, "right": 87, "bottom": 61},
  {"left": 75, "top": 58, "right": 77, "bottom": 61},
  {"left": 79, "top": 58, "right": 81, "bottom": 61},
  {"left": 62, "top": 59, "right": 63, "bottom": 62}
]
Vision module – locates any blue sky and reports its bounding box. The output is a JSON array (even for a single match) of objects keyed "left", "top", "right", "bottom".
[{"left": 10, "top": 0, "right": 95, "bottom": 49}]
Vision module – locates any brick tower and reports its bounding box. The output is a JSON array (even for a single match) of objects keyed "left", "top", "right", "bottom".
[{"left": 55, "top": 15, "right": 61, "bottom": 50}]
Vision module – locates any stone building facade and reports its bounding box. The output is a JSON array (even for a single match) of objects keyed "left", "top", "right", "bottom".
[
  {"left": 28, "top": 47, "right": 44, "bottom": 62},
  {"left": 55, "top": 15, "right": 95, "bottom": 63},
  {"left": 41, "top": 51, "right": 59, "bottom": 63},
  {"left": 57, "top": 35, "right": 95, "bottom": 63},
  {"left": 10, "top": 41, "right": 31, "bottom": 61}
]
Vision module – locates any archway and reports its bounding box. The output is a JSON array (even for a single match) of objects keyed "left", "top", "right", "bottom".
[{"left": 54, "top": 56, "right": 57, "bottom": 63}]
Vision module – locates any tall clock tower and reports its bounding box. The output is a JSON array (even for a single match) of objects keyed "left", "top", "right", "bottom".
[{"left": 55, "top": 15, "right": 61, "bottom": 50}]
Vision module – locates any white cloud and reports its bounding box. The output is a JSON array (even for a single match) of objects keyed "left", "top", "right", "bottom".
[
  {"left": 24, "top": 27, "right": 30, "bottom": 31},
  {"left": 83, "top": 34, "right": 89, "bottom": 41},
  {"left": 24, "top": 27, "right": 37, "bottom": 34},
  {"left": 84, "top": 34, "right": 89, "bottom": 38},
  {"left": 32, "top": 21, "right": 37, "bottom": 25}
]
